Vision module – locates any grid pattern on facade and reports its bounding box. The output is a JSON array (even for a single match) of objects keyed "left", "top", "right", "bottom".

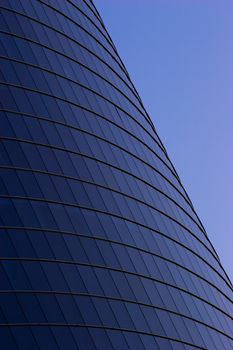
[{"left": 0, "top": 0, "right": 233, "bottom": 349}]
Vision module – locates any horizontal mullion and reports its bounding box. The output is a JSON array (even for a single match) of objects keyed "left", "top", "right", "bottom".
[
  {"left": 0, "top": 107, "right": 199, "bottom": 229},
  {"left": 0, "top": 182, "right": 224, "bottom": 277},
  {"left": 1, "top": 256, "right": 232, "bottom": 323},
  {"left": 38, "top": 0, "right": 125, "bottom": 75},
  {"left": 0, "top": 324, "right": 207, "bottom": 349},
  {"left": 0, "top": 211, "right": 231, "bottom": 300},
  {"left": 0, "top": 80, "right": 195, "bottom": 207},
  {"left": 0, "top": 5, "right": 151, "bottom": 127},
  {"left": 0, "top": 134, "right": 209, "bottom": 248},
  {"left": 0, "top": 133, "right": 216, "bottom": 258},
  {"left": 0, "top": 55, "right": 174, "bottom": 176},
  {"left": 0, "top": 132, "right": 214, "bottom": 250},
  {"left": 0, "top": 222, "right": 227, "bottom": 293},
  {"left": 0, "top": 290, "right": 232, "bottom": 340},
  {"left": 0, "top": 31, "right": 166, "bottom": 157}
]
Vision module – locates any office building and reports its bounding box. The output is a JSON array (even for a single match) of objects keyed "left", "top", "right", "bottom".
[{"left": 0, "top": 0, "right": 233, "bottom": 348}]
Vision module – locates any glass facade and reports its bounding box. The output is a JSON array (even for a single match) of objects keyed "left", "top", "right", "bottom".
[{"left": 0, "top": 0, "right": 232, "bottom": 349}]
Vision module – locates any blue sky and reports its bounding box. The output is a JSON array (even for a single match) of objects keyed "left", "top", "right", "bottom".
[{"left": 95, "top": 0, "right": 233, "bottom": 281}]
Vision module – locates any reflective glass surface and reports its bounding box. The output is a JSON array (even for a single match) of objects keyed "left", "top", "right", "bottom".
[{"left": 0, "top": 0, "right": 233, "bottom": 349}]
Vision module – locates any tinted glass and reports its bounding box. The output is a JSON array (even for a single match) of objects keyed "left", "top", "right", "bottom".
[{"left": 0, "top": 0, "right": 232, "bottom": 349}]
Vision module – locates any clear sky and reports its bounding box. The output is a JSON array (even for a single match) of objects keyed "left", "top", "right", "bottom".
[{"left": 95, "top": 0, "right": 233, "bottom": 281}]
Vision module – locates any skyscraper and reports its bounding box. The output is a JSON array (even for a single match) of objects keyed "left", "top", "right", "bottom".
[{"left": 0, "top": 0, "right": 232, "bottom": 348}]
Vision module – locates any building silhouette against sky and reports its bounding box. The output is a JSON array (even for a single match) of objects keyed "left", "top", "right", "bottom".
[{"left": 0, "top": 0, "right": 233, "bottom": 349}]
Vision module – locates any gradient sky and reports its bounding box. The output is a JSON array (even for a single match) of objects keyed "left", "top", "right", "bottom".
[{"left": 95, "top": 0, "right": 233, "bottom": 281}]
